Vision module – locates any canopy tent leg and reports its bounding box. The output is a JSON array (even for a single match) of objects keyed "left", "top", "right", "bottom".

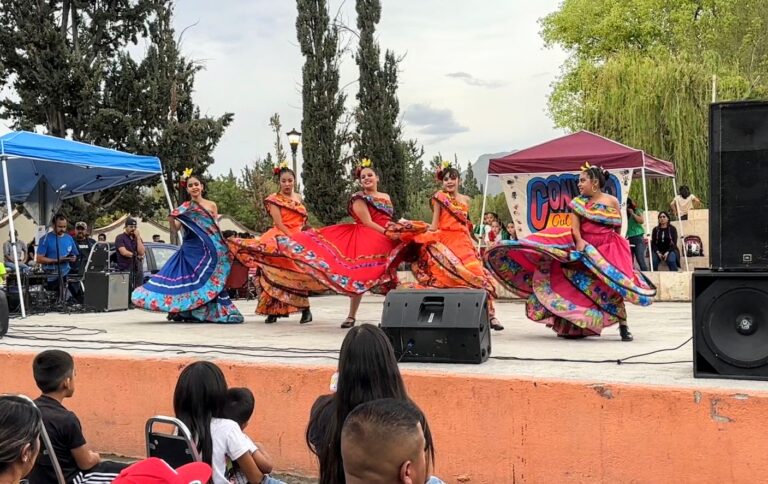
[
  {"left": 2, "top": 156, "right": 26, "bottom": 318},
  {"left": 477, "top": 173, "right": 489, "bottom": 249},
  {"left": 640, "top": 167, "right": 653, "bottom": 274},
  {"left": 159, "top": 170, "right": 175, "bottom": 212},
  {"left": 671, "top": 177, "right": 690, "bottom": 271}
]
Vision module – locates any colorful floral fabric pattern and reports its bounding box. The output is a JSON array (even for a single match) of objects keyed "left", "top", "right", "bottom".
[
  {"left": 484, "top": 197, "right": 656, "bottom": 337},
  {"left": 131, "top": 201, "right": 244, "bottom": 323}
]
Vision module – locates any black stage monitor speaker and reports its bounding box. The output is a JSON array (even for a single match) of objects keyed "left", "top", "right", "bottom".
[
  {"left": 380, "top": 289, "right": 491, "bottom": 364},
  {"left": 709, "top": 101, "right": 768, "bottom": 270},
  {"left": 84, "top": 272, "right": 130, "bottom": 312},
  {"left": 693, "top": 270, "right": 768, "bottom": 380}
]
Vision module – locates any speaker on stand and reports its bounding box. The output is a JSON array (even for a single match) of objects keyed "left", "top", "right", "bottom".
[
  {"left": 693, "top": 100, "right": 768, "bottom": 380},
  {"left": 380, "top": 288, "right": 491, "bottom": 364}
]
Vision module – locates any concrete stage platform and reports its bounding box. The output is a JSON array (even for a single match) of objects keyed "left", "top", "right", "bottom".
[{"left": 2, "top": 296, "right": 767, "bottom": 483}]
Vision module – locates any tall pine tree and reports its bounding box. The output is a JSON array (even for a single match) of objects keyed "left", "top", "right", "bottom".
[
  {"left": 296, "top": 0, "right": 348, "bottom": 224},
  {"left": 461, "top": 161, "right": 481, "bottom": 197},
  {"left": 355, "top": 0, "right": 406, "bottom": 216}
]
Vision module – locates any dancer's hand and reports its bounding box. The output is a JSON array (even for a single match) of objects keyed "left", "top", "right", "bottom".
[{"left": 575, "top": 239, "right": 586, "bottom": 252}]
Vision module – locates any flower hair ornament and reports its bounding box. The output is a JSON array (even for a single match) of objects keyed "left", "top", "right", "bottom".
[
  {"left": 273, "top": 160, "right": 289, "bottom": 176},
  {"left": 354, "top": 158, "right": 373, "bottom": 178},
  {"left": 436, "top": 160, "right": 453, "bottom": 180},
  {"left": 580, "top": 161, "right": 592, "bottom": 172},
  {"left": 179, "top": 167, "right": 193, "bottom": 188}
]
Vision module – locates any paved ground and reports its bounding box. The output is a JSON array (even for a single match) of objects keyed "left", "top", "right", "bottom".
[{"left": 2, "top": 295, "right": 767, "bottom": 392}]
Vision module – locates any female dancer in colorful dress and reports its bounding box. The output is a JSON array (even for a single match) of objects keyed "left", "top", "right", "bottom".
[
  {"left": 407, "top": 163, "right": 504, "bottom": 330},
  {"left": 229, "top": 164, "right": 316, "bottom": 324},
  {"left": 484, "top": 164, "right": 656, "bottom": 340},
  {"left": 132, "top": 172, "right": 244, "bottom": 323},
  {"left": 276, "top": 159, "right": 424, "bottom": 328}
]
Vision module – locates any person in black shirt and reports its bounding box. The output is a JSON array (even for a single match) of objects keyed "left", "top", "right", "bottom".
[
  {"left": 651, "top": 211, "right": 680, "bottom": 271},
  {"left": 28, "top": 350, "right": 125, "bottom": 484}
]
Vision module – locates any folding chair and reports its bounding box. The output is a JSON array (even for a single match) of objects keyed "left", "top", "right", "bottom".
[{"left": 145, "top": 416, "right": 201, "bottom": 469}]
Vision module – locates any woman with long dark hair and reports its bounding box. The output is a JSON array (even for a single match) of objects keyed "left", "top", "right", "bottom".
[
  {"left": 173, "top": 361, "right": 263, "bottom": 484},
  {"left": 651, "top": 211, "right": 680, "bottom": 271},
  {"left": 0, "top": 395, "right": 43, "bottom": 484},
  {"left": 132, "top": 172, "right": 244, "bottom": 323},
  {"left": 306, "top": 324, "right": 436, "bottom": 484},
  {"left": 485, "top": 164, "right": 656, "bottom": 341},
  {"left": 230, "top": 164, "right": 323, "bottom": 324}
]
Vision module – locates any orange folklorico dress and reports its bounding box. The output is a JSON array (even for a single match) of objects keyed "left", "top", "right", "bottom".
[
  {"left": 408, "top": 190, "right": 498, "bottom": 315},
  {"left": 229, "top": 193, "right": 326, "bottom": 316}
]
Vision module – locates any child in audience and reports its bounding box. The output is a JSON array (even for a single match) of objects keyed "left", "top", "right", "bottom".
[
  {"left": 173, "top": 361, "right": 265, "bottom": 484},
  {"left": 222, "top": 387, "right": 282, "bottom": 484},
  {"left": 28, "top": 350, "right": 126, "bottom": 484}
]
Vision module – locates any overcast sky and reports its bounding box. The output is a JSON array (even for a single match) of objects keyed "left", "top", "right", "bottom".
[{"left": 1, "top": 0, "right": 569, "bottom": 176}]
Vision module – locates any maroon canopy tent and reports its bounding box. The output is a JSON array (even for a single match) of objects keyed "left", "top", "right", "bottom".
[
  {"left": 488, "top": 130, "right": 675, "bottom": 177},
  {"left": 480, "top": 130, "right": 687, "bottom": 271}
]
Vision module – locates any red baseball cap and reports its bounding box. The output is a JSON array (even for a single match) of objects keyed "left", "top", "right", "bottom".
[{"left": 112, "top": 458, "right": 212, "bottom": 484}]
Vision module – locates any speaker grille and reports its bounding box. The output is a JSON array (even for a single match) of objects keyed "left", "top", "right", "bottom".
[{"left": 710, "top": 101, "right": 768, "bottom": 270}]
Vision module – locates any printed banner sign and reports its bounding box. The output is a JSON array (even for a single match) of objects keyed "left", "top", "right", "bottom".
[{"left": 499, "top": 169, "right": 633, "bottom": 239}]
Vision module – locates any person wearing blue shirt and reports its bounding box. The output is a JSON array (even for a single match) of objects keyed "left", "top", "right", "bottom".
[{"left": 36, "top": 213, "right": 78, "bottom": 293}]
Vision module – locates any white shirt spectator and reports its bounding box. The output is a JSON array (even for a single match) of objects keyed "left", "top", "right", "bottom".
[
  {"left": 210, "top": 418, "right": 256, "bottom": 484},
  {"left": 3, "top": 239, "right": 26, "bottom": 264}
]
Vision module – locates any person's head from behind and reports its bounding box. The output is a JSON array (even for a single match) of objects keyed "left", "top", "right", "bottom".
[
  {"left": 336, "top": 324, "right": 407, "bottom": 414},
  {"left": 173, "top": 361, "right": 228, "bottom": 464},
  {"left": 0, "top": 395, "right": 43, "bottom": 482},
  {"left": 312, "top": 324, "right": 419, "bottom": 484},
  {"left": 222, "top": 230, "right": 237, "bottom": 240},
  {"left": 33, "top": 350, "right": 75, "bottom": 397},
  {"left": 341, "top": 399, "right": 429, "bottom": 484},
  {"left": 223, "top": 387, "right": 254, "bottom": 430},
  {"left": 679, "top": 185, "right": 691, "bottom": 199}
]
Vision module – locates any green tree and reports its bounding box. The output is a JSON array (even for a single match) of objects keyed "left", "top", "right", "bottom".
[
  {"left": 354, "top": 0, "right": 406, "bottom": 216},
  {"left": 461, "top": 161, "right": 481, "bottom": 198},
  {"left": 0, "top": 1, "right": 232, "bottom": 225},
  {"left": 296, "top": 0, "right": 349, "bottom": 225},
  {"left": 207, "top": 170, "right": 257, "bottom": 230},
  {"left": 541, "top": 0, "right": 768, "bottom": 210}
]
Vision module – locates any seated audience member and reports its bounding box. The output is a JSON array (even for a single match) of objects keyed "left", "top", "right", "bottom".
[
  {"left": 4, "top": 230, "right": 29, "bottom": 273},
  {"left": 669, "top": 185, "right": 701, "bottom": 221},
  {"left": 96, "top": 233, "right": 107, "bottom": 243},
  {"left": 174, "top": 361, "right": 264, "bottom": 484},
  {"left": 112, "top": 457, "right": 211, "bottom": 484},
  {"left": 0, "top": 395, "right": 43, "bottom": 484},
  {"left": 223, "top": 387, "right": 284, "bottom": 484},
  {"left": 651, "top": 211, "right": 680, "bottom": 272},
  {"left": 306, "top": 324, "right": 435, "bottom": 484},
  {"left": 342, "top": 399, "right": 439, "bottom": 484},
  {"left": 28, "top": 350, "right": 126, "bottom": 484}
]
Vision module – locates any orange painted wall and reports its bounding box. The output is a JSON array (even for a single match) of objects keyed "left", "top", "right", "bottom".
[{"left": 2, "top": 351, "right": 767, "bottom": 483}]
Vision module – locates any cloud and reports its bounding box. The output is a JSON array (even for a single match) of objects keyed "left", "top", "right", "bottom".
[
  {"left": 446, "top": 71, "right": 507, "bottom": 89},
  {"left": 403, "top": 104, "right": 469, "bottom": 138}
]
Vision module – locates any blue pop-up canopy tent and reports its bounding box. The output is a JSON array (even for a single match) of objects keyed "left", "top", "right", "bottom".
[{"left": 0, "top": 131, "right": 174, "bottom": 317}]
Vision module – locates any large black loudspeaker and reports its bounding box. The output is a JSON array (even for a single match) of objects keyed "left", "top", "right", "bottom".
[
  {"left": 693, "top": 271, "right": 768, "bottom": 380},
  {"left": 709, "top": 101, "right": 768, "bottom": 270},
  {"left": 380, "top": 289, "right": 491, "bottom": 364}
]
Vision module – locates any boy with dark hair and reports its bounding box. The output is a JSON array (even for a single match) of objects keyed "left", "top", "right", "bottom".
[
  {"left": 28, "top": 350, "right": 125, "bottom": 484},
  {"left": 222, "top": 387, "right": 281, "bottom": 484}
]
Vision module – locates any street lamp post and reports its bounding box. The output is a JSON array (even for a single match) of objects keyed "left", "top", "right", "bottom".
[{"left": 286, "top": 128, "right": 302, "bottom": 184}]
